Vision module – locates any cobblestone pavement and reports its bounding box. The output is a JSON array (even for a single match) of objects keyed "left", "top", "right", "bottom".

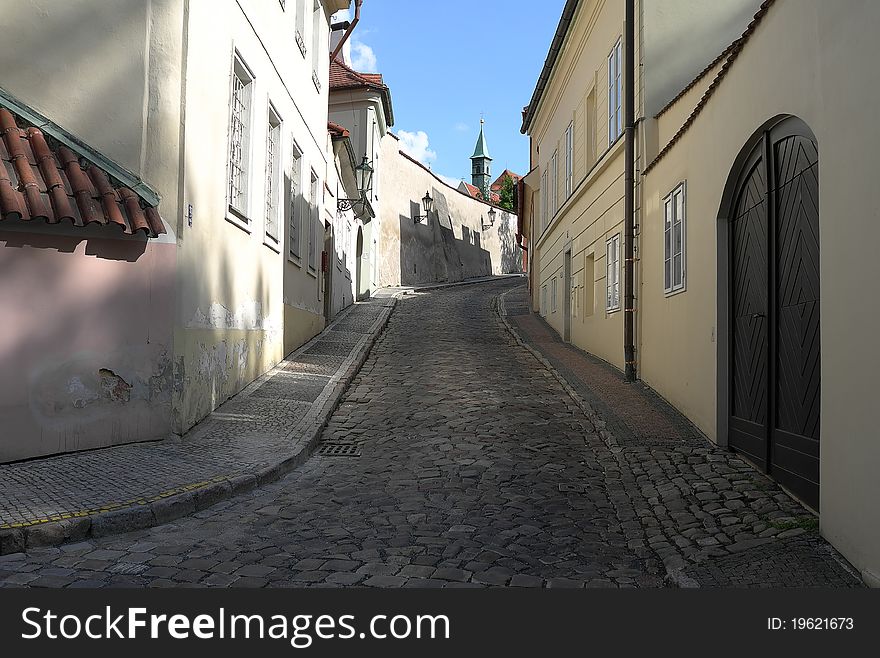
[
  {"left": 0, "top": 281, "right": 863, "bottom": 587},
  {"left": 501, "top": 285, "right": 861, "bottom": 587},
  {"left": 0, "top": 297, "right": 390, "bottom": 534}
]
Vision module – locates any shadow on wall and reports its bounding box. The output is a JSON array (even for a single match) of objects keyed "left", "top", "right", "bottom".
[
  {"left": 496, "top": 211, "right": 523, "bottom": 275},
  {"left": 397, "top": 188, "right": 494, "bottom": 286}
]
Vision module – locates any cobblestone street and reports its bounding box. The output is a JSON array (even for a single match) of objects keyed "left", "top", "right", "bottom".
[{"left": 0, "top": 280, "right": 862, "bottom": 588}]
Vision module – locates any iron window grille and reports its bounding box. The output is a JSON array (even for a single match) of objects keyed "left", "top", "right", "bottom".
[
  {"left": 265, "top": 109, "right": 282, "bottom": 243},
  {"left": 228, "top": 55, "right": 254, "bottom": 220},
  {"left": 608, "top": 37, "right": 622, "bottom": 145},
  {"left": 289, "top": 141, "right": 303, "bottom": 259}
]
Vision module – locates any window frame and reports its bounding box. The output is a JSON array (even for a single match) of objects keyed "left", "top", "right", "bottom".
[
  {"left": 606, "top": 233, "right": 621, "bottom": 312},
  {"left": 311, "top": 0, "right": 324, "bottom": 92},
  {"left": 663, "top": 181, "right": 687, "bottom": 295},
  {"left": 551, "top": 275, "right": 558, "bottom": 313},
  {"left": 264, "top": 104, "right": 282, "bottom": 250},
  {"left": 226, "top": 50, "right": 255, "bottom": 230},
  {"left": 295, "top": 0, "right": 308, "bottom": 58},
  {"left": 550, "top": 149, "right": 558, "bottom": 217},
  {"left": 608, "top": 37, "right": 622, "bottom": 146},
  {"left": 565, "top": 121, "right": 574, "bottom": 199},
  {"left": 288, "top": 140, "right": 304, "bottom": 263},
  {"left": 308, "top": 169, "right": 319, "bottom": 274},
  {"left": 541, "top": 170, "right": 548, "bottom": 235}
]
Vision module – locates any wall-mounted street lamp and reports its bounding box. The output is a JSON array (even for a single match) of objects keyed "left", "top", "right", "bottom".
[
  {"left": 337, "top": 156, "right": 374, "bottom": 214},
  {"left": 413, "top": 190, "right": 434, "bottom": 223},
  {"left": 482, "top": 205, "right": 496, "bottom": 230}
]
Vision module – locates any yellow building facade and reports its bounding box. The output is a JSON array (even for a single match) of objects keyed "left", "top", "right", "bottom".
[{"left": 523, "top": 0, "right": 880, "bottom": 585}]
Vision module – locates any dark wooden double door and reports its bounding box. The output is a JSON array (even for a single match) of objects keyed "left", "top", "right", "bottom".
[{"left": 729, "top": 119, "right": 820, "bottom": 509}]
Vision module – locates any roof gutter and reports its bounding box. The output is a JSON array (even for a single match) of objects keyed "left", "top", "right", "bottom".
[
  {"left": 330, "top": 0, "right": 362, "bottom": 63},
  {"left": 520, "top": 0, "right": 579, "bottom": 134}
]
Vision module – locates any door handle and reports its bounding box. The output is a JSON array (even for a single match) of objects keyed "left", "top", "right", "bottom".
[{"left": 750, "top": 313, "right": 765, "bottom": 320}]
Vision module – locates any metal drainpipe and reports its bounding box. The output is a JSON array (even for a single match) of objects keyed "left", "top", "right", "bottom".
[
  {"left": 624, "top": 0, "right": 637, "bottom": 382},
  {"left": 330, "top": 0, "right": 362, "bottom": 63}
]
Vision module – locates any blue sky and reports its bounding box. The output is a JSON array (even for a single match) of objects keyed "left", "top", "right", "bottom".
[{"left": 333, "top": 0, "right": 565, "bottom": 184}]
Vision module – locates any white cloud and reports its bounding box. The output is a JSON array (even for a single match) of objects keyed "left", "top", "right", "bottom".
[
  {"left": 350, "top": 39, "right": 378, "bottom": 73},
  {"left": 437, "top": 174, "right": 463, "bottom": 188},
  {"left": 398, "top": 130, "right": 437, "bottom": 165}
]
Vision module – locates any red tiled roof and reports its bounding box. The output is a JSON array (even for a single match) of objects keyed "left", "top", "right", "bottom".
[
  {"left": 328, "top": 120, "right": 350, "bottom": 138},
  {"left": 644, "top": 0, "right": 777, "bottom": 175},
  {"left": 330, "top": 58, "right": 386, "bottom": 92},
  {"left": 460, "top": 180, "right": 501, "bottom": 204},
  {"left": 0, "top": 108, "right": 164, "bottom": 236},
  {"left": 490, "top": 169, "right": 521, "bottom": 192}
]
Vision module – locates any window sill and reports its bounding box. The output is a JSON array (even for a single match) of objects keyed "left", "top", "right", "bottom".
[
  {"left": 307, "top": 267, "right": 318, "bottom": 279},
  {"left": 288, "top": 253, "right": 303, "bottom": 267},
  {"left": 264, "top": 235, "right": 281, "bottom": 253},
  {"left": 226, "top": 206, "right": 252, "bottom": 233},
  {"left": 664, "top": 285, "right": 687, "bottom": 298},
  {"left": 606, "top": 306, "right": 621, "bottom": 315},
  {"left": 312, "top": 71, "right": 322, "bottom": 93},
  {"left": 296, "top": 31, "right": 307, "bottom": 58}
]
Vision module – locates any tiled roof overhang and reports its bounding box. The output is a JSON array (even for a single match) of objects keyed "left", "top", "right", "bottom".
[
  {"left": 644, "top": 0, "right": 777, "bottom": 176},
  {"left": 0, "top": 108, "right": 164, "bottom": 237},
  {"left": 329, "top": 58, "right": 395, "bottom": 127}
]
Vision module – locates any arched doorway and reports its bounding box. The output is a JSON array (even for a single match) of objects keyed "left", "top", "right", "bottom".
[{"left": 718, "top": 116, "right": 820, "bottom": 509}]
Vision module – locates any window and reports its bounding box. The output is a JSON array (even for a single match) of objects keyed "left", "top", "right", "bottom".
[
  {"left": 265, "top": 107, "right": 282, "bottom": 244},
  {"left": 289, "top": 142, "right": 303, "bottom": 259},
  {"left": 664, "top": 182, "right": 686, "bottom": 293},
  {"left": 541, "top": 285, "right": 548, "bottom": 316},
  {"left": 308, "top": 171, "right": 318, "bottom": 271},
  {"left": 312, "top": 0, "right": 323, "bottom": 90},
  {"left": 606, "top": 234, "right": 620, "bottom": 311},
  {"left": 550, "top": 150, "right": 558, "bottom": 216},
  {"left": 551, "top": 275, "right": 558, "bottom": 313},
  {"left": 608, "top": 38, "right": 622, "bottom": 145},
  {"left": 584, "top": 253, "right": 595, "bottom": 317},
  {"left": 566, "top": 124, "right": 574, "bottom": 197},
  {"left": 296, "top": 0, "right": 307, "bottom": 57},
  {"left": 540, "top": 170, "right": 548, "bottom": 234},
  {"left": 227, "top": 53, "right": 254, "bottom": 221}
]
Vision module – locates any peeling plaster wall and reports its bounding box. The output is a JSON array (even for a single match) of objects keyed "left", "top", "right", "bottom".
[
  {"left": 0, "top": 237, "right": 175, "bottom": 462},
  {"left": 378, "top": 134, "right": 522, "bottom": 288}
]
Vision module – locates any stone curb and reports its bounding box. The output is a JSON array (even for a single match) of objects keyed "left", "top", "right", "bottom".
[
  {"left": 0, "top": 297, "right": 400, "bottom": 556},
  {"left": 494, "top": 286, "right": 694, "bottom": 588}
]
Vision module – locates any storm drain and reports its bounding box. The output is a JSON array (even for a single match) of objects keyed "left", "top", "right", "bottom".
[{"left": 318, "top": 443, "right": 362, "bottom": 457}]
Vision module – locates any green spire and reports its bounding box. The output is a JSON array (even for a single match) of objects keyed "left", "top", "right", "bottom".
[{"left": 470, "top": 118, "right": 492, "bottom": 160}]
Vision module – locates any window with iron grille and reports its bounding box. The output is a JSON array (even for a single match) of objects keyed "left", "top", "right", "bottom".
[
  {"left": 541, "top": 285, "right": 548, "bottom": 317},
  {"left": 540, "top": 170, "right": 548, "bottom": 234},
  {"left": 289, "top": 141, "right": 303, "bottom": 259},
  {"left": 296, "top": 0, "right": 307, "bottom": 57},
  {"left": 664, "top": 182, "right": 686, "bottom": 294},
  {"left": 551, "top": 275, "right": 558, "bottom": 313},
  {"left": 312, "top": 0, "right": 323, "bottom": 90},
  {"left": 606, "top": 233, "right": 621, "bottom": 311},
  {"left": 308, "top": 170, "right": 318, "bottom": 271},
  {"left": 550, "top": 150, "right": 558, "bottom": 216},
  {"left": 265, "top": 108, "right": 282, "bottom": 244},
  {"left": 228, "top": 54, "right": 254, "bottom": 221}
]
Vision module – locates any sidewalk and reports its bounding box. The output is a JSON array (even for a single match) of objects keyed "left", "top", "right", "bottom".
[
  {"left": 0, "top": 296, "right": 395, "bottom": 555},
  {"left": 498, "top": 284, "right": 862, "bottom": 587}
]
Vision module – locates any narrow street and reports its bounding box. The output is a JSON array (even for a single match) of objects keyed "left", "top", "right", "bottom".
[{"left": 0, "top": 281, "right": 859, "bottom": 588}]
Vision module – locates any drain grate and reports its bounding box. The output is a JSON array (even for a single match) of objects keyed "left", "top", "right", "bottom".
[{"left": 318, "top": 443, "right": 362, "bottom": 457}]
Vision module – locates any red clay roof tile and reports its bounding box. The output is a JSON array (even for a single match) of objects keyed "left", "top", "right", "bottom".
[{"left": 0, "top": 107, "right": 165, "bottom": 236}]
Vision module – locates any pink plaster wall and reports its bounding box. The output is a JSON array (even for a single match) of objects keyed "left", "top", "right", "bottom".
[{"left": 0, "top": 230, "right": 176, "bottom": 462}]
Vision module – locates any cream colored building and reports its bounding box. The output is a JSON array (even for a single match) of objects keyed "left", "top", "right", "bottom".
[
  {"left": 522, "top": 0, "right": 880, "bottom": 585},
  {"left": 521, "top": 0, "right": 638, "bottom": 370},
  {"left": 0, "top": 0, "right": 351, "bottom": 455}
]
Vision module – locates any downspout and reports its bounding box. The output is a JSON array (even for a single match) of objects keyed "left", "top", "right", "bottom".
[
  {"left": 330, "top": 0, "right": 362, "bottom": 62},
  {"left": 624, "top": 0, "right": 637, "bottom": 382}
]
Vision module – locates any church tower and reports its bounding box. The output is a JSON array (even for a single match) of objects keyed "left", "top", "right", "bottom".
[{"left": 470, "top": 118, "right": 492, "bottom": 200}]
